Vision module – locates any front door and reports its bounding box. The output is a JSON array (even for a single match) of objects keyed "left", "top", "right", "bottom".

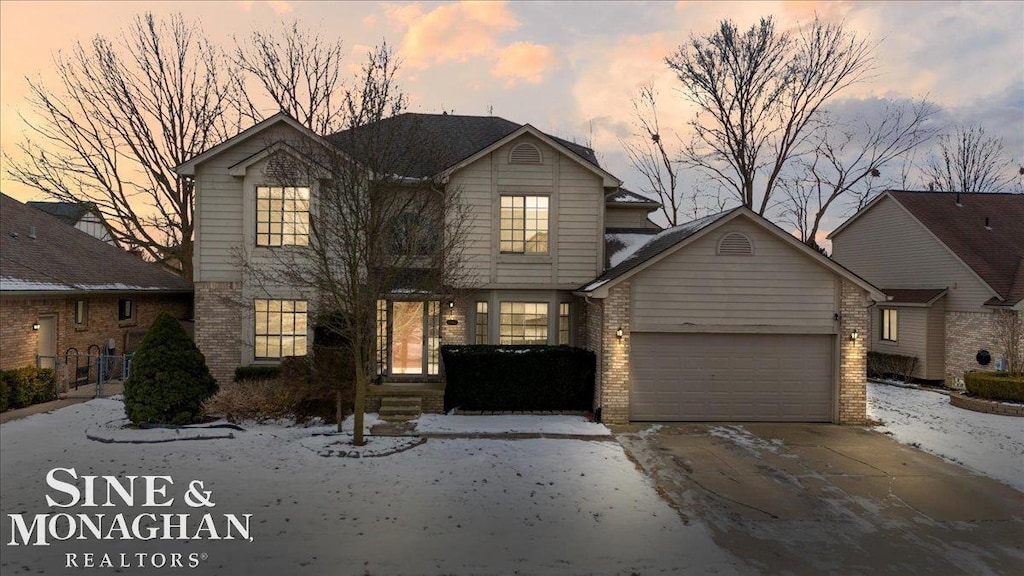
[
  {"left": 36, "top": 315, "right": 57, "bottom": 370},
  {"left": 383, "top": 300, "right": 440, "bottom": 378}
]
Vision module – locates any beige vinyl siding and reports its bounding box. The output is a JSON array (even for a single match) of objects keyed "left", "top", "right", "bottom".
[
  {"left": 605, "top": 207, "right": 654, "bottom": 229},
  {"left": 870, "top": 306, "right": 929, "bottom": 379},
  {"left": 194, "top": 124, "right": 309, "bottom": 282},
  {"left": 925, "top": 298, "right": 946, "bottom": 380},
  {"left": 555, "top": 154, "right": 602, "bottom": 285},
  {"left": 447, "top": 155, "right": 493, "bottom": 285},
  {"left": 631, "top": 219, "right": 839, "bottom": 333},
  {"left": 831, "top": 196, "right": 995, "bottom": 311}
]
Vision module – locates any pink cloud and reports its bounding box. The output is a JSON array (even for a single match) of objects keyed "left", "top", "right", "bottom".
[
  {"left": 491, "top": 42, "right": 556, "bottom": 86},
  {"left": 235, "top": 1, "right": 293, "bottom": 14},
  {"left": 386, "top": 2, "right": 519, "bottom": 69}
]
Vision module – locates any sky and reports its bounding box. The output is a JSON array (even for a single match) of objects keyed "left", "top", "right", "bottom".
[{"left": 1, "top": 0, "right": 1022, "bottom": 235}]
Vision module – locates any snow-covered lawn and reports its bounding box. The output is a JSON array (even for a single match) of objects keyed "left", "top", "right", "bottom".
[
  {"left": 867, "top": 381, "right": 1024, "bottom": 491},
  {"left": 0, "top": 399, "right": 739, "bottom": 575},
  {"left": 412, "top": 414, "right": 610, "bottom": 435}
]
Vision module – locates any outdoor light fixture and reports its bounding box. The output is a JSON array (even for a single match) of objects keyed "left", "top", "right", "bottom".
[
  {"left": 851, "top": 329, "right": 859, "bottom": 342},
  {"left": 447, "top": 300, "right": 455, "bottom": 309},
  {"left": 616, "top": 326, "right": 624, "bottom": 339},
  {"left": 31, "top": 322, "right": 40, "bottom": 331}
]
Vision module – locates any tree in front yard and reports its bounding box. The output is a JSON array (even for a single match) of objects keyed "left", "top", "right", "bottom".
[{"left": 124, "top": 312, "right": 218, "bottom": 425}]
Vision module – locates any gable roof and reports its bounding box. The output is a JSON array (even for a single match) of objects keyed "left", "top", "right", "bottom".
[
  {"left": 605, "top": 187, "right": 661, "bottom": 208},
  {"left": 830, "top": 190, "right": 1024, "bottom": 304},
  {"left": 26, "top": 201, "right": 99, "bottom": 225},
  {"left": 577, "top": 207, "right": 884, "bottom": 300},
  {"left": 1, "top": 194, "right": 192, "bottom": 294},
  {"left": 327, "top": 113, "right": 615, "bottom": 183},
  {"left": 881, "top": 288, "right": 948, "bottom": 306}
]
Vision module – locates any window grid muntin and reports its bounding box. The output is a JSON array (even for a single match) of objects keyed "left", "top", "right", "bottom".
[
  {"left": 475, "top": 301, "right": 489, "bottom": 344},
  {"left": 558, "top": 302, "right": 570, "bottom": 345},
  {"left": 254, "top": 299, "right": 308, "bottom": 360},
  {"left": 499, "top": 302, "right": 548, "bottom": 345},
  {"left": 256, "top": 186, "right": 310, "bottom": 247},
  {"left": 500, "top": 195, "right": 548, "bottom": 254},
  {"left": 427, "top": 301, "right": 441, "bottom": 375},
  {"left": 376, "top": 299, "right": 388, "bottom": 375},
  {"left": 881, "top": 308, "right": 898, "bottom": 342}
]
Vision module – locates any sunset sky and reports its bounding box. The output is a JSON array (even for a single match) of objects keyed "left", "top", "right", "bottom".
[{"left": 1, "top": 1, "right": 1021, "bottom": 232}]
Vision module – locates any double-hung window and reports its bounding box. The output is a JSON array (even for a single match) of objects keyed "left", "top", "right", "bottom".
[
  {"left": 500, "top": 196, "right": 548, "bottom": 254},
  {"left": 254, "top": 299, "right": 308, "bottom": 360},
  {"left": 256, "top": 186, "right": 310, "bottom": 247},
  {"left": 881, "top": 308, "right": 898, "bottom": 342}
]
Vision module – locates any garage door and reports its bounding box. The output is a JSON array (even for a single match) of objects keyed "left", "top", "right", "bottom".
[{"left": 631, "top": 333, "right": 833, "bottom": 421}]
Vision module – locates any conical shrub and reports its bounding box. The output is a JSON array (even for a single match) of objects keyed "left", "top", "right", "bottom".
[{"left": 123, "top": 313, "right": 217, "bottom": 425}]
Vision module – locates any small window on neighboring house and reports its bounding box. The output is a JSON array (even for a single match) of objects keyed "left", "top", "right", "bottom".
[
  {"left": 254, "top": 299, "right": 308, "bottom": 360},
  {"left": 509, "top": 143, "right": 542, "bottom": 164},
  {"left": 74, "top": 300, "right": 88, "bottom": 325},
  {"left": 718, "top": 232, "right": 753, "bottom": 255},
  {"left": 881, "top": 308, "right": 898, "bottom": 342},
  {"left": 118, "top": 299, "right": 133, "bottom": 321},
  {"left": 499, "top": 302, "right": 548, "bottom": 345},
  {"left": 500, "top": 195, "right": 549, "bottom": 254},
  {"left": 558, "top": 303, "right": 571, "bottom": 345},
  {"left": 475, "top": 302, "right": 489, "bottom": 344},
  {"left": 256, "top": 186, "right": 310, "bottom": 247}
]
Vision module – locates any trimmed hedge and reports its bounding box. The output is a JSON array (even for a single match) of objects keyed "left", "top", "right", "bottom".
[
  {"left": 867, "top": 351, "right": 919, "bottom": 383},
  {"left": 124, "top": 313, "right": 218, "bottom": 425},
  {"left": 234, "top": 365, "right": 282, "bottom": 382},
  {"left": 440, "top": 345, "right": 595, "bottom": 412},
  {"left": 964, "top": 371, "right": 1024, "bottom": 403},
  {"left": 0, "top": 366, "right": 57, "bottom": 412}
]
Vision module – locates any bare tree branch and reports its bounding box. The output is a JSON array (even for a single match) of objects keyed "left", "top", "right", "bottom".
[{"left": 925, "top": 123, "right": 1019, "bottom": 192}]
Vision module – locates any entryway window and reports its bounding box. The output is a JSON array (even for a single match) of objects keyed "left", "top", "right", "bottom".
[
  {"left": 499, "top": 302, "right": 548, "bottom": 345},
  {"left": 254, "top": 299, "right": 308, "bottom": 359},
  {"left": 376, "top": 300, "right": 441, "bottom": 377},
  {"left": 881, "top": 308, "right": 898, "bottom": 342},
  {"left": 500, "top": 196, "right": 548, "bottom": 254},
  {"left": 256, "top": 186, "right": 310, "bottom": 247},
  {"left": 558, "top": 302, "right": 571, "bottom": 345}
]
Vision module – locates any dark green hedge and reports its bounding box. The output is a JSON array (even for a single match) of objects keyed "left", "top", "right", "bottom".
[
  {"left": 964, "top": 371, "right": 1024, "bottom": 402},
  {"left": 0, "top": 366, "right": 57, "bottom": 412},
  {"left": 867, "top": 351, "right": 919, "bottom": 382},
  {"left": 440, "top": 345, "right": 595, "bottom": 412},
  {"left": 234, "top": 365, "right": 282, "bottom": 382}
]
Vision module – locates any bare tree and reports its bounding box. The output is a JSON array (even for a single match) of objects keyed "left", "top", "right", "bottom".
[
  {"left": 667, "top": 16, "right": 875, "bottom": 215},
  {"left": 5, "top": 13, "right": 239, "bottom": 278},
  {"left": 233, "top": 22, "right": 348, "bottom": 134},
  {"left": 240, "top": 46, "right": 473, "bottom": 445},
  {"left": 993, "top": 310, "right": 1023, "bottom": 377},
  {"left": 925, "top": 124, "right": 1018, "bottom": 192},
  {"left": 620, "top": 84, "right": 686, "bottom": 226},
  {"left": 776, "top": 98, "right": 938, "bottom": 247}
]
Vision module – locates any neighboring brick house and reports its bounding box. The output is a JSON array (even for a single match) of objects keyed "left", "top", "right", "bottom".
[
  {"left": 0, "top": 194, "right": 193, "bottom": 376},
  {"left": 830, "top": 191, "right": 1024, "bottom": 385},
  {"left": 176, "top": 112, "right": 881, "bottom": 424}
]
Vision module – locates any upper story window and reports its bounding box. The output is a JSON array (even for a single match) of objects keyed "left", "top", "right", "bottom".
[
  {"left": 74, "top": 300, "right": 88, "bottom": 325},
  {"left": 881, "top": 308, "right": 898, "bottom": 342},
  {"left": 391, "top": 211, "right": 439, "bottom": 256},
  {"left": 254, "top": 299, "right": 308, "bottom": 360},
  {"left": 117, "top": 299, "right": 133, "bottom": 322},
  {"left": 509, "top": 143, "right": 542, "bottom": 164},
  {"left": 500, "top": 195, "right": 548, "bottom": 254},
  {"left": 256, "top": 186, "right": 309, "bottom": 247}
]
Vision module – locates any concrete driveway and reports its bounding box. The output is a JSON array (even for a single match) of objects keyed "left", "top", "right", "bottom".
[{"left": 617, "top": 423, "right": 1024, "bottom": 575}]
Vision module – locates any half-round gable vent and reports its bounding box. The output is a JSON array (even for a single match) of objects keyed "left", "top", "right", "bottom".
[
  {"left": 718, "top": 232, "right": 753, "bottom": 255},
  {"left": 509, "top": 142, "right": 542, "bottom": 164}
]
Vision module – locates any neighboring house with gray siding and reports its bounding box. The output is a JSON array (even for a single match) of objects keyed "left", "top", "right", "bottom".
[
  {"left": 27, "top": 201, "right": 116, "bottom": 245},
  {"left": 829, "top": 191, "right": 1024, "bottom": 384},
  {"left": 177, "top": 112, "right": 881, "bottom": 424}
]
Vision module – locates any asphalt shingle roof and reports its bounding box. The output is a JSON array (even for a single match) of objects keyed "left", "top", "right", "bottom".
[
  {"left": 1, "top": 194, "right": 192, "bottom": 293},
  {"left": 880, "top": 288, "right": 948, "bottom": 305},
  {"left": 605, "top": 187, "right": 660, "bottom": 206},
  {"left": 326, "top": 113, "right": 600, "bottom": 179},
  {"left": 888, "top": 191, "right": 1024, "bottom": 305}
]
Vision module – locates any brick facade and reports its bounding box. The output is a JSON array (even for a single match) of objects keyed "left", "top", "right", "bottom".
[
  {"left": 442, "top": 295, "right": 470, "bottom": 346},
  {"left": 194, "top": 281, "right": 244, "bottom": 385},
  {"left": 0, "top": 293, "right": 191, "bottom": 371},
  {"left": 945, "top": 310, "right": 1004, "bottom": 385},
  {"left": 838, "top": 279, "right": 870, "bottom": 424},
  {"left": 597, "top": 281, "right": 631, "bottom": 425},
  {"left": 580, "top": 296, "right": 603, "bottom": 408}
]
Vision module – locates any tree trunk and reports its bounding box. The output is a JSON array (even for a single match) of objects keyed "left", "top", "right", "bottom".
[{"left": 352, "top": 370, "right": 367, "bottom": 445}]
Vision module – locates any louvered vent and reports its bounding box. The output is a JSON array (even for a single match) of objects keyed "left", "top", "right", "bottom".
[
  {"left": 718, "top": 232, "right": 753, "bottom": 255},
  {"left": 509, "top": 143, "right": 542, "bottom": 164}
]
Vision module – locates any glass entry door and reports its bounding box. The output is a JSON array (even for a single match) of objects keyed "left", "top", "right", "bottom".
[{"left": 384, "top": 300, "right": 440, "bottom": 377}]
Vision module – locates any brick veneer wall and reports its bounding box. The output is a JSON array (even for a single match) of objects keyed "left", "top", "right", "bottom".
[
  {"left": 0, "top": 294, "right": 191, "bottom": 371},
  {"left": 839, "top": 279, "right": 870, "bottom": 424},
  {"left": 945, "top": 310, "right": 1003, "bottom": 385},
  {"left": 581, "top": 296, "right": 603, "bottom": 409},
  {"left": 599, "top": 281, "right": 631, "bottom": 424},
  {"left": 443, "top": 295, "right": 470, "bottom": 346},
  {"left": 194, "top": 281, "right": 244, "bottom": 385}
]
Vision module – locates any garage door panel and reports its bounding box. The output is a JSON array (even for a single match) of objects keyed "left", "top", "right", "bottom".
[{"left": 631, "top": 333, "right": 833, "bottom": 421}]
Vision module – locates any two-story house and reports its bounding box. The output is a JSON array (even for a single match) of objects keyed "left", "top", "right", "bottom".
[
  {"left": 829, "top": 191, "right": 1024, "bottom": 385},
  {"left": 176, "top": 112, "right": 881, "bottom": 425}
]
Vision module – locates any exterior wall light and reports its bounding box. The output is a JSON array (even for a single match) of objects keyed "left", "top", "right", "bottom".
[
  {"left": 615, "top": 327, "right": 624, "bottom": 339},
  {"left": 32, "top": 322, "right": 40, "bottom": 331},
  {"left": 447, "top": 300, "right": 455, "bottom": 309},
  {"left": 850, "top": 329, "right": 858, "bottom": 342}
]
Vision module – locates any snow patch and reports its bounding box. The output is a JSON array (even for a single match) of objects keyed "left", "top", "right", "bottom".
[{"left": 413, "top": 414, "right": 611, "bottom": 436}]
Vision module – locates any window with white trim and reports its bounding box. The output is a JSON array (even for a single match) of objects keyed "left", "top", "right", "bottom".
[
  {"left": 881, "top": 308, "right": 898, "bottom": 342},
  {"left": 256, "top": 186, "right": 310, "bottom": 247},
  {"left": 499, "top": 302, "right": 548, "bottom": 345},
  {"left": 254, "top": 299, "right": 308, "bottom": 359},
  {"left": 500, "top": 195, "right": 548, "bottom": 254},
  {"left": 74, "top": 300, "right": 88, "bottom": 325},
  {"left": 475, "top": 302, "right": 489, "bottom": 344},
  {"left": 558, "top": 302, "right": 570, "bottom": 345}
]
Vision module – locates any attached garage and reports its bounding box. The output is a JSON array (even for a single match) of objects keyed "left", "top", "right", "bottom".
[{"left": 630, "top": 333, "right": 833, "bottom": 421}]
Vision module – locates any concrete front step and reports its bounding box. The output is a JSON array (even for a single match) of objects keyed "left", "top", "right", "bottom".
[{"left": 379, "top": 396, "right": 423, "bottom": 422}]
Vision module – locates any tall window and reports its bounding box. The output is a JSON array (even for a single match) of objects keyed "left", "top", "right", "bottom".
[
  {"left": 256, "top": 186, "right": 310, "bottom": 247},
  {"left": 881, "top": 308, "right": 898, "bottom": 342},
  {"left": 500, "top": 302, "right": 548, "bottom": 345},
  {"left": 254, "top": 299, "right": 308, "bottom": 359},
  {"left": 376, "top": 299, "right": 388, "bottom": 375},
  {"left": 74, "top": 300, "right": 88, "bottom": 325},
  {"left": 427, "top": 301, "right": 441, "bottom": 375},
  {"left": 475, "top": 302, "right": 489, "bottom": 344},
  {"left": 118, "top": 299, "right": 133, "bottom": 321},
  {"left": 558, "top": 302, "right": 570, "bottom": 345},
  {"left": 500, "top": 196, "right": 548, "bottom": 254}
]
